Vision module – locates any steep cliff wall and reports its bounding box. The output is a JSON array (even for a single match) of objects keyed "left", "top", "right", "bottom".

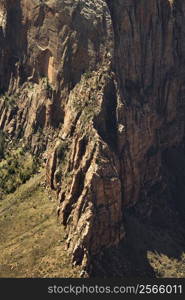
[{"left": 0, "top": 0, "right": 185, "bottom": 274}]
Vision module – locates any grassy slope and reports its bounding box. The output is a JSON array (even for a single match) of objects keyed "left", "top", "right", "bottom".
[
  {"left": 0, "top": 171, "right": 81, "bottom": 278},
  {"left": 0, "top": 165, "right": 184, "bottom": 278}
]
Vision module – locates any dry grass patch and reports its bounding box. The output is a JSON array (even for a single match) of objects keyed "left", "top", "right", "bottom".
[{"left": 0, "top": 171, "right": 81, "bottom": 278}]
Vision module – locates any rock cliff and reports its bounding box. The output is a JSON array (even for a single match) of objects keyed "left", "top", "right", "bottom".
[{"left": 0, "top": 0, "right": 185, "bottom": 275}]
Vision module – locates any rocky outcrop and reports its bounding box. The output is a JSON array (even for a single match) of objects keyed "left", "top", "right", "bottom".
[
  {"left": 0, "top": 0, "right": 185, "bottom": 274},
  {"left": 47, "top": 68, "right": 125, "bottom": 268}
]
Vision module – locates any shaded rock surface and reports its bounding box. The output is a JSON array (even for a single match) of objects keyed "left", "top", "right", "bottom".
[{"left": 0, "top": 0, "right": 185, "bottom": 275}]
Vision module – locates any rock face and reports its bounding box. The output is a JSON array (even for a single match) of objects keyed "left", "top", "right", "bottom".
[{"left": 0, "top": 0, "right": 185, "bottom": 273}]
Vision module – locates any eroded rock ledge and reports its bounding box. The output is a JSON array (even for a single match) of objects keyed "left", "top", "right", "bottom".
[{"left": 0, "top": 0, "right": 185, "bottom": 274}]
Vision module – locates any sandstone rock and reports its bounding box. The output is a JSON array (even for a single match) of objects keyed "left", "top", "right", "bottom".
[{"left": 0, "top": 0, "right": 185, "bottom": 274}]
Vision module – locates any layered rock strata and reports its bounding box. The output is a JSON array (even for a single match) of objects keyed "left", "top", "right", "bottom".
[{"left": 0, "top": 0, "right": 185, "bottom": 271}]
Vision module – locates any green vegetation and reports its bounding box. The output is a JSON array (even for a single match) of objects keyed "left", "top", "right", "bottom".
[
  {"left": 1, "top": 92, "right": 19, "bottom": 108},
  {"left": 55, "top": 168, "right": 63, "bottom": 183},
  {"left": 0, "top": 148, "right": 39, "bottom": 195},
  {"left": 148, "top": 251, "right": 185, "bottom": 278},
  {"left": 56, "top": 141, "right": 69, "bottom": 162},
  {"left": 0, "top": 172, "right": 81, "bottom": 277},
  {"left": 55, "top": 140, "right": 71, "bottom": 187},
  {"left": 0, "top": 131, "right": 5, "bottom": 159},
  {"left": 73, "top": 94, "right": 99, "bottom": 123},
  {"left": 42, "top": 77, "right": 54, "bottom": 97},
  {"left": 72, "top": 71, "right": 99, "bottom": 120},
  {"left": 83, "top": 71, "right": 92, "bottom": 80}
]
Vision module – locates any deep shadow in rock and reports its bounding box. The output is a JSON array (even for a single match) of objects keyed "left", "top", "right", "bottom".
[
  {"left": 91, "top": 146, "right": 185, "bottom": 278},
  {"left": 91, "top": 205, "right": 185, "bottom": 278}
]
